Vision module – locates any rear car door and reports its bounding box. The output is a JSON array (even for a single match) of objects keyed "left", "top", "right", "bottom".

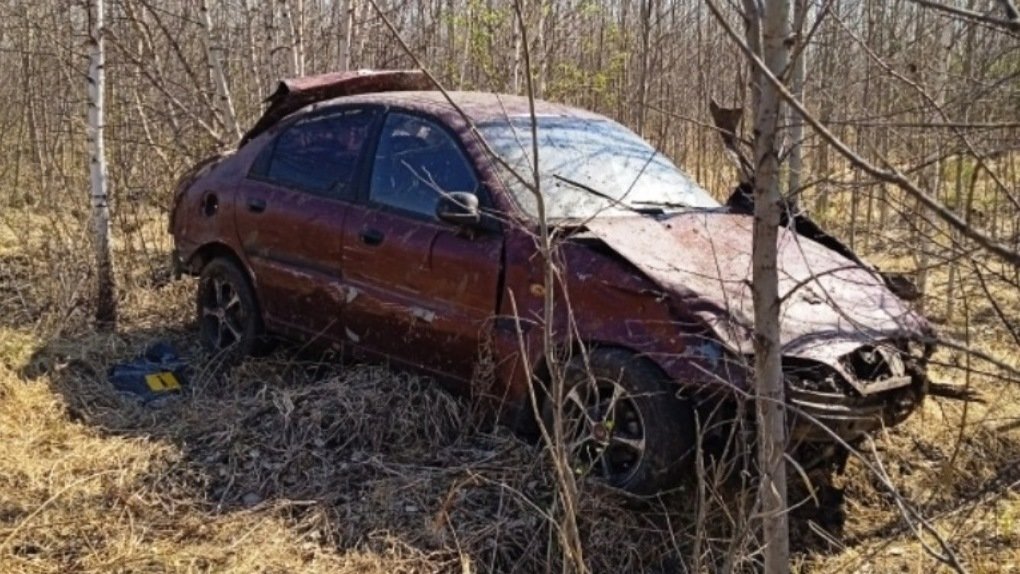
[
  {"left": 342, "top": 111, "right": 503, "bottom": 385},
  {"left": 234, "top": 106, "right": 379, "bottom": 341}
]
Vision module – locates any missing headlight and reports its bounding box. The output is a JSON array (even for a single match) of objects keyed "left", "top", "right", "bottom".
[
  {"left": 841, "top": 344, "right": 905, "bottom": 383},
  {"left": 783, "top": 359, "right": 844, "bottom": 394}
]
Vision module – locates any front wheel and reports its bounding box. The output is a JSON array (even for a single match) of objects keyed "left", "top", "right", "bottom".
[
  {"left": 197, "top": 257, "right": 267, "bottom": 363},
  {"left": 542, "top": 348, "right": 697, "bottom": 495}
]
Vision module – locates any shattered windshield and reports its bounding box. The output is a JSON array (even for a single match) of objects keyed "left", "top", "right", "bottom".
[{"left": 477, "top": 116, "right": 720, "bottom": 220}]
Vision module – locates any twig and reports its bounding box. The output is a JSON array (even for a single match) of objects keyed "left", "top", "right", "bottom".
[
  {"left": 705, "top": 0, "right": 1020, "bottom": 269},
  {"left": 905, "top": 0, "right": 1020, "bottom": 33},
  {"left": 0, "top": 470, "right": 117, "bottom": 553}
]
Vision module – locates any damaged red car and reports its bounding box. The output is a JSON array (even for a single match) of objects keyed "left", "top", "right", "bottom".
[{"left": 170, "top": 70, "right": 934, "bottom": 494}]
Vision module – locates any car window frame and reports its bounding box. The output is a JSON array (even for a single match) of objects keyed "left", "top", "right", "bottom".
[
  {"left": 360, "top": 108, "right": 500, "bottom": 232},
  {"left": 245, "top": 104, "right": 384, "bottom": 202}
]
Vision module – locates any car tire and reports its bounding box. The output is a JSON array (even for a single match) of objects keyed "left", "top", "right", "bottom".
[
  {"left": 196, "top": 257, "right": 268, "bottom": 363},
  {"left": 542, "top": 348, "right": 696, "bottom": 495}
]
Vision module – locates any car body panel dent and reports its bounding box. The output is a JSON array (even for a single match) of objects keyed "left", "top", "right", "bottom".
[
  {"left": 171, "top": 78, "right": 934, "bottom": 456},
  {"left": 582, "top": 212, "right": 931, "bottom": 394}
]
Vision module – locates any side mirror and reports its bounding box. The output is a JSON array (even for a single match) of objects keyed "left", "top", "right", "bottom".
[{"left": 436, "top": 191, "right": 481, "bottom": 227}]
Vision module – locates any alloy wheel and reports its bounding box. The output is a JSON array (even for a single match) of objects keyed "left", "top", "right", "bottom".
[
  {"left": 561, "top": 376, "right": 647, "bottom": 485},
  {"left": 200, "top": 276, "right": 246, "bottom": 351}
]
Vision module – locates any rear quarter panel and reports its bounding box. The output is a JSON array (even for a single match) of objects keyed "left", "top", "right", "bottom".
[{"left": 172, "top": 141, "right": 267, "bottom": 272}]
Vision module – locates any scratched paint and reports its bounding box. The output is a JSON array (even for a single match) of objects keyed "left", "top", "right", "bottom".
[
  {"left": 345, "top": 286, "right": 359, "bottom": 303},
  {"left": 409, "top": 306, "right": 436, "bottom": 323},
  {"left": 172, "top": 79, "right": 934, "bottom": 450}
]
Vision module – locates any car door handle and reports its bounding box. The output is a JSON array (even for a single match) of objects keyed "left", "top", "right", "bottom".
[
  {"left": 247, "top": 198, "right": 266, "bottom": 213},
  {"left": 359, "top": 228, "right": 384, "bottom": 246}
]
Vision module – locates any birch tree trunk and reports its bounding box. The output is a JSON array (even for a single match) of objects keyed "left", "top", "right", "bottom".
[
  {"left": 336, "top": 0, "right": 352, "bottom": 72},
  {"left": 199, "top": 0, "right": 241, "bottom": 142},
  {"left": 279, "top": 0, "right": 303, "bottom": 76},
  {"left": 787, "top": 0, "right": 807, "bottom": 196},
  {"left": 535, "top": 0, "right": 547, "bottom": 97},
  {"left": 749, "top": 0, "right": 791, "bottom": 571},
  {"left": 87, "top": 0, "right": 117, "bottom": 329},
  {"left": 513, "top": 6, "right": 522, "bottom": 94},
  {"left": 294, "top": 0, "right": 305, "bottom": 75},
  {"left": 637, "top": 0, "right": 652, "bottom": 136}
]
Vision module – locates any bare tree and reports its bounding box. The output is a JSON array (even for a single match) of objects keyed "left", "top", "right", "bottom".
[
  {"left": 199, "top": 0, "right": 241, "bottom": 142},
  {"left": 335, "top": 0, "right": 353, "bottom": 71},
  {"left": 87, "top": 0, "right": 116, "bottom": 329},
  {"left": 279, "top": 0, "right": 304, "bottom": 76},
  {"left": 787, "top": 0, "right": 808, "bottom": 197},
  {"left": 751, "top": 0, "right": 791, "bottom": 567},
  {"left": 735, "top": 0, "right": 794, "bottom": 570}
]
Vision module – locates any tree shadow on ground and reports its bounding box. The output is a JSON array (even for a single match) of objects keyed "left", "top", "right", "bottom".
[
  {"left": 21, "top": 323, "right": 723, "bottom": 572},
  {"left": 2, "top": 246, "right": 919, "bottom": 570},
  {"left": 20, "top": 304, "right": 984, "bottom": 570}
]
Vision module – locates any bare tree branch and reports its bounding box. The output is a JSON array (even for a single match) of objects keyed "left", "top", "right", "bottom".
[
  {"left": 707, "top": 0, "right": 1020, "bottom": 269},
  {"left": 999, "top": 0, "right": 1020, "bottom": 21},
  {"left": 906, "top": 0, "right": 1020, "bottom": 33}
]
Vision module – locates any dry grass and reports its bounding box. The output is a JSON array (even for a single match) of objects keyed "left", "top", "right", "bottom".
[
  {"left": 2, "top": 203, "right": 1020, "bottom": 573},
  {"left": 0, "top": 240, "right": 695, "bottom": 572}
]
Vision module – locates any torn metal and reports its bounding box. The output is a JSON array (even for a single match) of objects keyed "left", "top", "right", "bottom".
[
  {"left": 241, "top": 70, "right": 432, "bottom": 145},
  {"left": 583, "top": 213, "right": 932, "bottom": 396}
]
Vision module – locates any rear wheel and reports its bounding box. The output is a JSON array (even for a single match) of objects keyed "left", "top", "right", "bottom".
[
  {"left": 543, "top": 348, "right": 696, "bottom": 495},
  {"left": 197, "top": 257, "right": 267, "bottom": 362}
]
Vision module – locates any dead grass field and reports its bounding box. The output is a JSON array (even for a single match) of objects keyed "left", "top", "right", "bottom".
[{"left": 2, "top": 205, "right": 1020, "bottom": 573}]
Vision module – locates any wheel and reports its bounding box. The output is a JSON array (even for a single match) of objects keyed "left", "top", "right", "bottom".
[
  {"left": 543, "top": 348, "right": 696, "bottom": 495},
  {"left": 197, "top": 257, "right": 267, "bottom": 362}
]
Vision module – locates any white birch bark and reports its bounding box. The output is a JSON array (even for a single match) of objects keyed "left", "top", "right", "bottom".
[
  {"left": 87, "top": 0, "right": 117, "bottom": 328},
  {"left": 199, "top": 0, "right": 241, "bottom": 142},
  {"left": 279, "top": 0, "right": 302, "bottom": 76},
  {"left": 637, "top": 0, "right": 652, "bottom": 136},
  {"left": 787, "top": 0, "right": 808, "bottom": 197},
  {"left": 512, "top": 21, "right": 522, "bottom": 94},
  {"left": 337, "top": 0, "right": 352, "bottom": 72},
  {"left": 244, "top": 0, "right": 264, "bottom": 102},
  {"left": 535, "top": 0, "right": 547, "bottom": 97}
]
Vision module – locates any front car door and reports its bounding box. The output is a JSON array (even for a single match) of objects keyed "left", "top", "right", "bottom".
[
  {"left": 342, "top": 111, "right": 503, "bottom": 385},
  {"left": 234, "top": 106, "right": 379, "bottom": 342}
]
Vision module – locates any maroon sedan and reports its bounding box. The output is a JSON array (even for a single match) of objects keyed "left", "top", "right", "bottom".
[{"left": 171, "top": 71, "right": 932, "bottom": 493}]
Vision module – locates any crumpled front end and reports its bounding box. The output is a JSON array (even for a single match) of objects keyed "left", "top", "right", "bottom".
[
  {"left": 581, "top": 211, "right": 935, "bottom": 443},
  {"left": 785, "top": 339, "right": 932, "bottom": 443}
]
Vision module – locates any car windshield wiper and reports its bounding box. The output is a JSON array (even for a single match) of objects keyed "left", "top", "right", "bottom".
[
  {"left": 630, "top": 199, "right": 690, "bottom": 209},
  {"left": 552, "top": 174, "right": 619, "bottom": 203},
  {"left": 551, "top": 174, "right": 659, "bottom": 215}
]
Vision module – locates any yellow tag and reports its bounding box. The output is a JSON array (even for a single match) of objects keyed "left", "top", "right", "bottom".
[{"left": 145, "top": 372, "right": 181, "bottom": 392}]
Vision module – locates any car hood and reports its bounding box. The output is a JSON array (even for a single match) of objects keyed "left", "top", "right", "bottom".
[{"left": 584, "top": 211, "right": 929, "bottom": 383}]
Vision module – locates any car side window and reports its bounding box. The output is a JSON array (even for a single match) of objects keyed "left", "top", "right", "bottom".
[
  {"left": 369, "top": 113, "right": 478, "bottom": 219},
  {"left": 256, "top": 108, "right": 375, "bottom": 198}
]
